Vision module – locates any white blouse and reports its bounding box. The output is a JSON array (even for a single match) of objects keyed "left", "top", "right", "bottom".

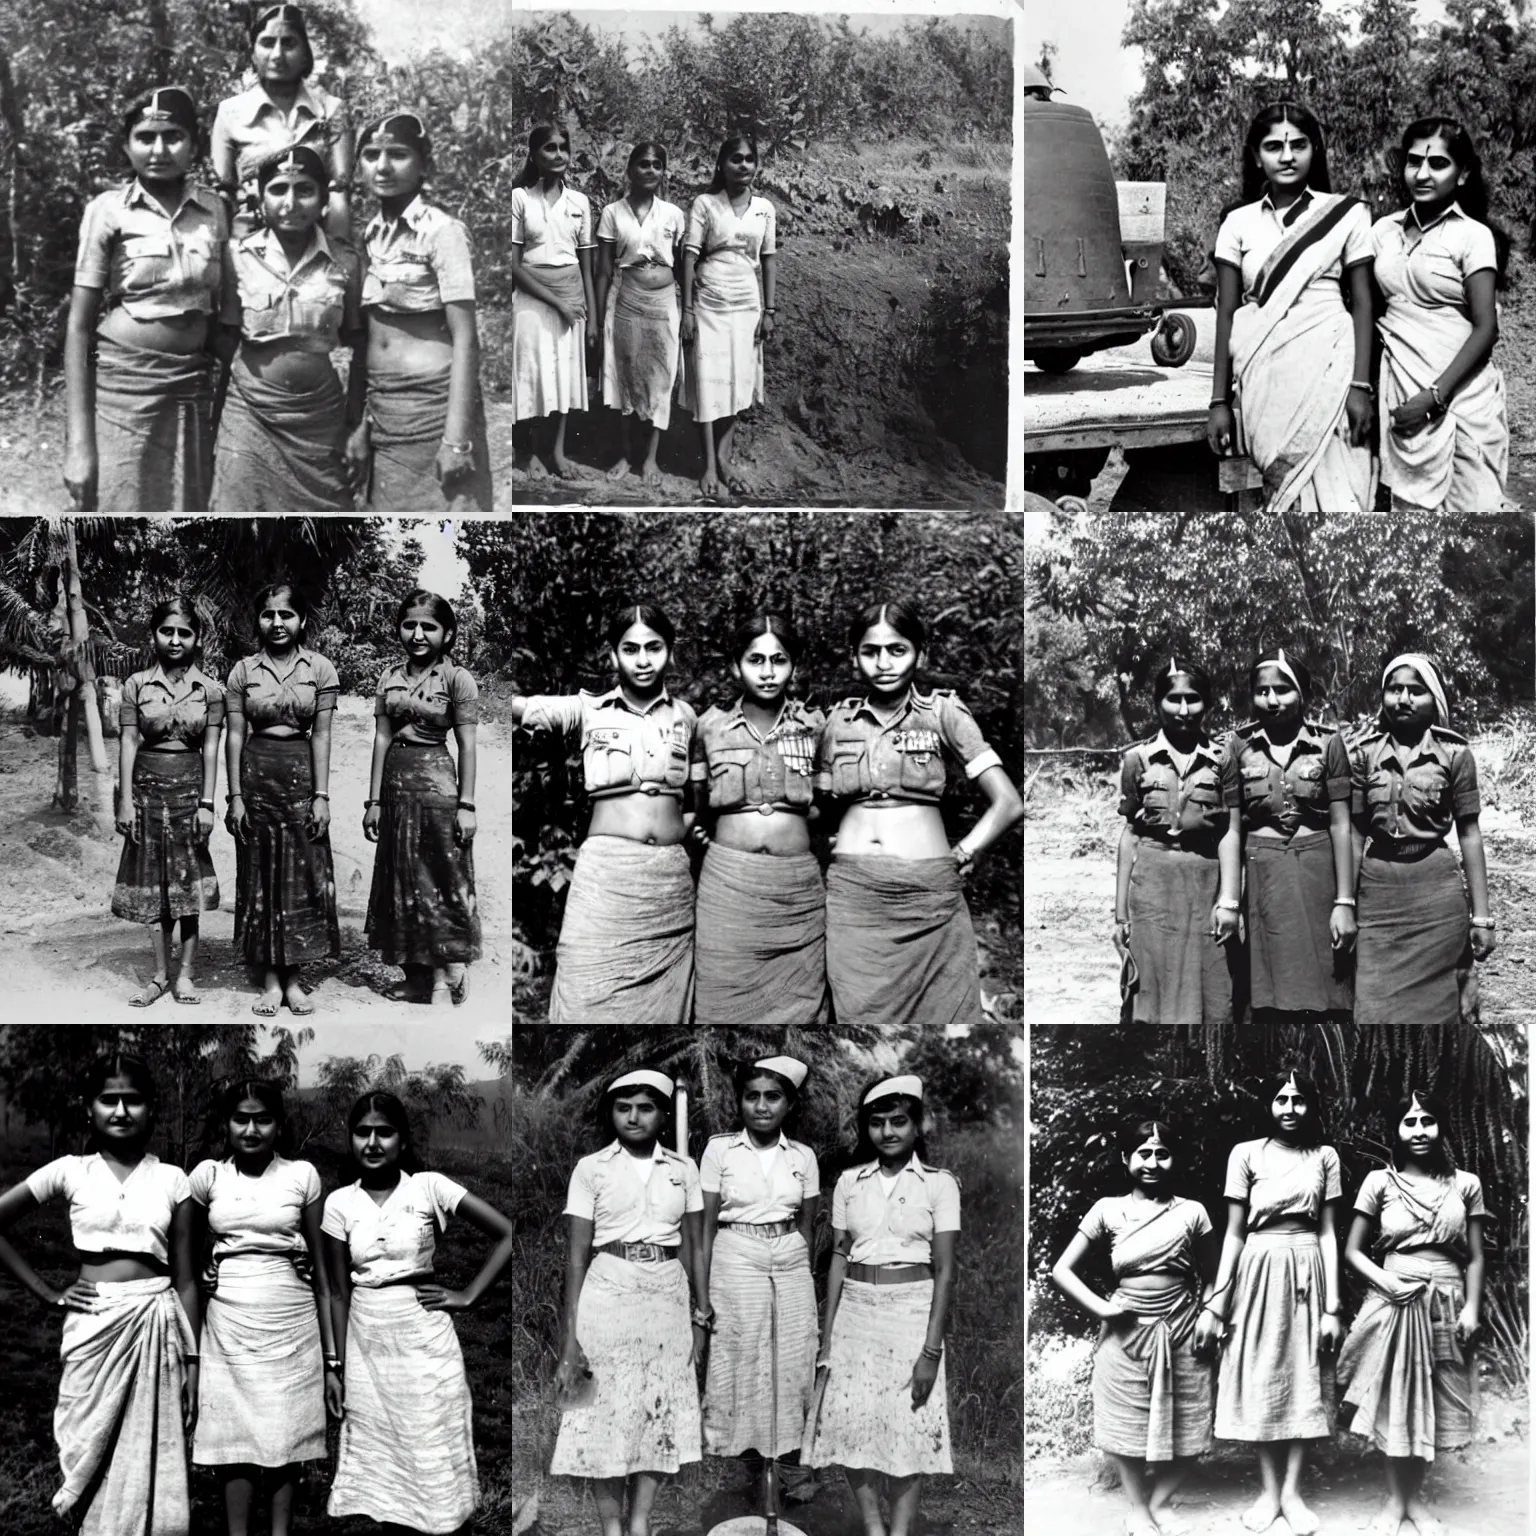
[
  {"left": 509, "top": 182, "right": 594, "bottom": 268},
  {"left": 25, "top": 1153, "right": 190, "bottom": 1263},
  {"left": 565, "top": 1142, "right": 703, "bottom": 1247},
  {"left": 597, "top": 196, "right": 686, "bottom": 269},
  {"left": 188, "top": 1155, "right": 321, "bottom": 1259},
  {"left": 321, "top": 1171, "right": 466, "bottom": 1288},
  {"left": 700, "top": 1131, "right": 819, "bottom": 1225}
]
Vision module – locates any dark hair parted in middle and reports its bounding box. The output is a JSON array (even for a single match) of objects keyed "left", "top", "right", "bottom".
[
  {"left": 515, "top": 123, "right": 570, "bottom": 189},
  {"left": 345, "top": 1091, "right": 423, "bottom": 1177},
  {"left": 396, "top": 588, "right": 457, "bottom": 652},
  {"left": 606, "top": 603, "right": 677, "bottom": 652},
  {"left": 149, "top": 595, "right": 205, "bottom": 662},
  {"left": 1151, "top": 655, "right": 1213, "bottom": 704},
  {"left": 253, "top": 580, "right": 310, "bottom": 639},
  {"left": 1260, "top": 1069, "right": 1325, "bottom": 1147},
  {"left": 707, "top": 134, "right": 759, "bottom": 194},
  {"left": 1239, "top": 101, "right": 1333, "bottom": 204},
  {"left": 250, "top": 3, "right": 315, "bottom": 77},
  {"left": 1116, "top": 1116, "right": 1184, "bottom": 1160},
  {"left": 846, "top": 599, "right": 927, "bottom": 654},
  {"left": 80, "top": 1052, "right": 158, "bottom": 1149},
  {"left": 1389, "top": 1088, "right": 1457, "bottom": 1175},
  {"left": 212, "top": 1077, "right": 296, "bottom": 1157},
  {"left": 729, "top": 613, "right": 803, "bottom": 667}
]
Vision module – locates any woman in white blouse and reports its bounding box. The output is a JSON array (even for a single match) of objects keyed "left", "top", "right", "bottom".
[{"left": 0, "top": 1053, "right": 202, "bottom": 1535}]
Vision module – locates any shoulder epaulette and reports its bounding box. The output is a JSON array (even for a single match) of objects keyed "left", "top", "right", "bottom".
[
  {"left": 704, "top": 1130, "right": 735, "bottom": 1142},
  {"left": 1429, "top": 724, "right": 1469, "bottom": 745},
  {"left": 838, "top": 696, "right": 865, "bottom": 712}
]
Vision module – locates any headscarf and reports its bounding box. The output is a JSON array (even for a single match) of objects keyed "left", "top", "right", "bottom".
[
  {"left": 123, "top": 86, "right": 200, "bottom": 140},
  {"left": 863, "top": 1074, "right": 923, "bottom": 1106},
  {"left": 1381, "top": 652, "right": 1449, "bottom": 727},
  {"left": 608, "top": 1068, "right": 675, "bottom": 1099},
  {"left": 256, "top": 143, "right": 329, "bottom": 192},
  {"left": 753, "top": 1056, "right": 808, "bottom": 1090},
  {"left": 1267, "top": 647, "right": 1303, "bottom": 696},
  {"left": 358, "top": 109, "right": 431, "bottom": 162}
]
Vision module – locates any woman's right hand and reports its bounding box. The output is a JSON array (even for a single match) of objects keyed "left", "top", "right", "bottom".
[
  {"left": 680, "top": 310, "right": 697, "bottom": 344},
  {"left": 1099, "top": 1299, "right": 1133, "bottom": 1329},
  {"left": 1211, "top": 904, "right": 1240, "bottom": 946},
  {"left": 226, "top": 794, "right": 249, "bottom": 844},
  {"left": 553, "top": 302, "right": 579, "bottom": 328},
  {"left": 1192, "top": 1309, "right": 1224, "bottom": 1354},
  {"left": 554, "top": 1341, "right": 590, "bottom": 1398},
  {"left": 363, "top": 804, "right": 382, "bottom": 842},
  {"left": 1112, "top": 920, "right": 1131, "bottom": 959},
  {"left": 324, "top": 1366, "right": 345, "bottom": 1419},
  {"left": 52, "top": 1279, "right": 98, "bottom": 1312},
  {"left": 1379, "top": 1273, "right": 1428, "bottom": 1305},
  {"left": 1206, "top": 403, "right": 1235, "bottom": 457},
  {"left": 115, "top": 800, "right": 138, "bottom": 844},
  {"left": 63, "top": 441, "right": 98, "bottom": 509},
  {"left": 344, "top": 421, "right": 372, "bottom": 493}
]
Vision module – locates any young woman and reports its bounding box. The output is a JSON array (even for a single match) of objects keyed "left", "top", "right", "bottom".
[
  {"left": 211, "top": 3, "right": 352, "bottom": 240},
  {"left": 551, "top": 1069, "right": 707, "bottom": 1536},
  {"left": 1349, "top": 653, "right": 1494, "bottom": 1026},
  {"left": 596, "top": 141, "right": 686, "bottom": 487},
  {"left": 1197, "top": 1072, "right": 1342, "bottom": 1536},
  {"left": 322, "top": 1091, "right": 515, "bottom": 1535},
  {"left": 1208, "top": 102, "right": 1375, "bottom": 514},
  {"left": 1051, "top": 1118, "right": 1219, "bottom": 1536},
  {"left": 692, "top": 614, "right": 827, "bottom": 1025},
  {"left": 1220, "top": 649, "right": 1354, "bottom": 1023},
  {"left": 225, "top": 581, "right": 341, "bottom": 1017},
  {"left": 189, "top": 1080, "right": 331, "bottom": 1536},
  {"left": 364, "top": 588, "right": 481, "bottom": 1006},
  {"left": 1338, "top": 1091, "right": 1485, "bottom": 1536},
  {"left": 817, "top": 600, "right": 1022, "bottom": 1030},
  {"left": 1373, "top": 118, "right": 1507, "bottom": 512},
  {"left": 1115, "top": 657, "right": 1242, "bottom": 1028},
  {"left": 509, "top": 123, "right": 597, "bottom": 480},
  {"left": 802, "top": 1076, "right": 958, "bottom": 1536},
  {"left": 700, "top": 1057, "right": 819, "bottom": 1495},
  {"left": 350, "top": 109, "right": 492, "bottom": 511},
  {"left": 64, "top": 86, "right": 226, "bottom": 511},
  {"left": 680, "top": 136, "right": 778, "bottom": 499},
  {"left": 212, "top": 143, "right": 365, "bottom": 511},
  {"left": 511, "top": 603, "right": 700, "bottom": 1023},
  {"left": 0, "top": 1054, "right": 200, "bottom": 1535},
  {"left": 112, "top": 595, "right": 224, "bottom": 1007}
]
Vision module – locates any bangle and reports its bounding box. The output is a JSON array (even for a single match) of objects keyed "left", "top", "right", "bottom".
[
  {"left": 764, "top": 307, "right": 777, "bottom": 313},
  {"left": 920, "top": 1343, "right": 943, "bottom": 1361},
  {"left": 1216, "top": 899, "right": 1241, "bottom": 912},
  {"left": 1349, "top": 379, "right": 1374, "bottom": 394},
  {"left": 457, "top": 800, "right": 476, "bottom": 811},
  {"left": 364, "top": 798, "right": 379, "bottom": 809},
  {"left": 183, "top": 1353, "right": 201, "bottom": 1362},
  {"left": 441, "top": 438, "right": 474, "bottom": 455},
  {"left": 226, "top": 793, "right": 242, "bottom": 804},
  {"left": 1323, "top": 1309, "right": 1340, "bottom": 1317},
  {"left": 1208, "top": 397, "right": 1229, "bottom": 408},
  {"left": 1470, "top": 917, "right": 1497, "bottom": 929},
  {"left": 312, "top": 791, "right": 330, "bottom": 801},
  {"left": 1333, "top": 896, "right": 1356, "bottom": 907},
  {"left": 1430, "top": 383, "right": 1445, "bottom": 410},
  {"left": 198, "top": 799, "right": 214, "bottom": 811}
]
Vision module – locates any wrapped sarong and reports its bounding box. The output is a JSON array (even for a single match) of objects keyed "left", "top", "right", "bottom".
[
  {"left": 1337, "top": 1251, "right": 1474, "bottom": 1459},
  {"left": 1125, "top": 838, "right": 1235, "bottom": 1027},
  {"left": 695, "top": 842, "right": 826, "bottom": 1025},
  {"left": 328, "top": 1285, "right": 479, "bottom": 1533},
  {"left": 681, "top": 261, "right": 763, "bottom": 424},
  {"left": 365, "top": 363, "right": 493, "bottom": 512},
  {"left": 603, "top": 264, "right": 681, "bottom": 430},
  {"left": 1216, "top": 1231, "right": 1333, "bottom": 1441},
  {"left": 1246, "top": 830, "right": 1352, "bottom": 1014},
  {"left": 111, "top": 749, "right": 219, "bottom": 924},
  {"left": 365, "top": 740, "right": 482, "bottom": 967},
  {"left": 211, "top": 353, "right": 352, "bottom": 511},
  {"left": 550, "top": 1252, "right": 701, "bottom": 1478},
  {"left": 193, "top": 1254, "right": 326, "bottom": 1468},
  {"left": 94, "top": 335, "right": 213, "bottom": 512},
  {"left": 549, "top": 835, "right": 694, "bottom": 1023},
  {"left": 703, "top": 1226, "right": 817, "bottom": 1458},
  {"left": 235, "top": 734, "right": 340, "bottom": 968},
  {"left": 1229, "top": 193, "right": 1376, "bottom": 514},
  {"left": 825, "top": 854, "right": 981, "bottom": 1032},
  {"left": 801, "top": 1279, "right": 952, "bottom": 1476},
  {"left": 1355, "top": 846, "right": 1469, "bottom": 1026},
  {"left": 53, "top": 1275, "right": 195, "bottom": 1535},
  {"left": 511, "top": 265, "right": 588, "bottom": 419}
]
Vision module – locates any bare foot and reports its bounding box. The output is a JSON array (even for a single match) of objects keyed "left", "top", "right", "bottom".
[
  {"left": 1152, "top": 1510, "right": 1191, "bottom": 1536},
  {"left": 640, "top": 459, "right": 662, "bottom": 486},
  {"left": 283, "top": 978, "right": 314, "bottom": 1016},
  {"left": 1405, "top": 1500, "right": 1446, "bottom": 1536},
  {"left": 700, "top": 468, "right": 723, "bottom": 498},
  {"left": 1243, "top": 1493, "right": 1282, "bottom": 1532},
  {"left": 252, "top": 985, "right": 282, "bottom": 1017},
  {"left": 551, "top": 453, "right": 581, "bottom": 480},
  {"left": 606, "top": 457, "right": 631, "bottom": 481},
  {"left": 1367, "top": 1505, "right": 1406, "bottom": 1536},
  {"left": 528, "top": 456, "right": 549, "bottom": 480},
  {"left": 1281, "top": 1492, "right": 1319, "bottom": 1535}
]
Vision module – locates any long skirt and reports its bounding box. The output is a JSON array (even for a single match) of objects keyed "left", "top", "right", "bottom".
[
  {"left": 1092, "top": 1276, "right": 1212, "bottom": 1462},
  {"left": 703, "top": 1227, "right": 818, "bottom": 1458},
  {"left": 1337, "top": 1251, "right": 1475, "bottom": 1459},
  {"left": 211, "top": 353, "right": 352, "bottom": 511},
  {"left": 549, "top": 835, "right": 694, "bottom": 1024},
  {"left": 695, "top": 842, "right": 826, "bottom": 1025},
  {"left": 1216, "top": 1231, "right": 1332, "bottom": 1441},
  {"left": 512, "top": 266, "right": 588, "bottom": 419},
  {"left": 328, "top": 1286, "right": 479, "bottom": 1533},
  {"left": 1355, "top": 846, "right": 1469, "bottom": 1026},
  {"left": 603, "top": 265, "right": 681, "bottom": 430},
  {"left": 234, "top": 734, "right": 340, "bottom": 968},
  {"left": 94, "top": 335, "right": 213, "bottom": 512},
  {"left": 364, "top": 362, "right": 493, "bottom": 512},
  {"left": 365, "top": 740, "right": 482, "bottom": 967},
  {"left": 682, "top": 290, "right": 763, "bottom": 424},
  {"left": 825, "top": 854, "right": 981, "bottom": 1031},
  {"left": 193, "top": 1254, "right": 326, "bottom": 1467},
  {"left": 1247, "top": 830, "right": 1352, "bottom": 1014},
  {"left": 53, "top": 1276, "right": 196, "bottom": 1535},
  {"left": 111, "top": 750, "right": 219, "bottom": 924},
  {"left": 550, "top": 1252, "right": 702, "bottom": 1477},
  {"left": 802, "top": 1279, "right": 952, "bottom": 1476},
  {"left": 1126, "top": 838, "right": 1235, "bottom": 1027}
]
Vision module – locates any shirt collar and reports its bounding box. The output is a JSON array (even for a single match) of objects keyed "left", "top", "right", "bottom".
[
  {"left": 124, "top": 179, "right": 201, "bottom": 220},
  {"left": 145, "top": 663, "right": 203, "bottom": 693},
  {"left": 250, "top": 224, "right": 335, "bottom": 274},
  {"left": 593, "top": 683, "right": 673, "bottom": 717},
  {"left": 855, "top": 1153, "right": 927, "bottom": 1181},
  {"left": 599, "top": 1138, "right": 661, "bottom": 1164},
  {"left": 730, "top": 1128, "right": 789, "bottom": 1151},
  {"left": 1260, "top": 186, "right": 1314, "bottom": 221},
  {"left": 365, "top": 194, "right": 430, "bottom": 242},
  {"left": 250, "top": 644, "right": 313, "bottom": 678},
  {"left": 851, "top": 686, "right": 930, "bottom": 727},
  {"left": 724, "top": 696, "right": 804, "bottom": 735},
  {"left": 1146, "top": 729, "right": 1217, "bottom": 767},
  {"left": 237, "top": 78, "right": 325, "bottom": 128},
  {"left": 1245, "top": 719, "right": 1322, "bottom": 754},
  {"left": 1404, "top": 199, "right": 1465, "bottom": 233},
  {"left": 385, "top": 656, "right": 448, "bottom": 688}
]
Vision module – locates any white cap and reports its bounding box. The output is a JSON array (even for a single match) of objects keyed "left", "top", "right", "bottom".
[
  {"left": 753, "top": 1055, "right": 808, "bottom": 1090},
  {"left": 863, "top": 1073, "right": 923, "bottom": 1106},
  {"left": 608, "top": 1069, "right": 675, "bottom": 1099}
]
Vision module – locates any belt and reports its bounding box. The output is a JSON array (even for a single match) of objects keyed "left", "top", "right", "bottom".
[
  {"left": 1367, "top": 837, "right": 1445, "bottom": 861},
  {"left": 597, "top": 1240, "right": 679, "bottom": 1264},
  {"left": 846, "top": 1262, "right": 933, "bottom": 1284},
  {"left": 721, "top": 1219, "right": 798, "bottom": 1238},
  {"left": 719, "top": 802, "right": 809, "bottom": 817},
  {"left": 251, "top": 730, "right": 311, "bottom": 742},
  {"left": 854, "top": 791, "right": 941, "bottom": 808},
  {"left": 589, "top": 785, "right": 684, "bottom": 801}
]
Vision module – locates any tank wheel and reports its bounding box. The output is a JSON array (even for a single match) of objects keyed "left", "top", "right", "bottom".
[
  {"left": 1032, "top": 348, "right": 1082, "bottom": 374},
  {"left": 1150, "top": 312, "right": 1197, "bottom": 368}
]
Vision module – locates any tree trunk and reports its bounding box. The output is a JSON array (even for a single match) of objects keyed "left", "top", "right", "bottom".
[
  {"left": 56, "top": 682, "right": 79, "bottom": 809},
  {"left": 61, "top": 521, "right": 108, "bottom": 777}
]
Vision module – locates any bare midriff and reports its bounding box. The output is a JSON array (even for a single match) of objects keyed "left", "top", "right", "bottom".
[
  {"left": 588, "top": 793, "right": 686, "bottom": 846},
  {"left": 366, "top": 306, "right": 453, "bottom": 375},
  {"left": 251, "top": 723, "right": 307, "bottom": 740},
  {"left": 1248, "top": 824, "right": 1294, "bottom": 841},
  {"left": 836, "top": 801, "right": 949, "bottom": 860},
  {"left": 98, "top": 306, "right": 208, "bottom": 356},
  {"left": 1255, "top": 1217, "right": 1316, "bottom": 1234},
  {"left": 714, "top": 806, "right": 811, "bottom": 855},
  {"left": 239, "top": 334, "right": 337, "bottom": 391},
  {"left": 79, "top": 1250, "right": 167, "bottom": 1282}
]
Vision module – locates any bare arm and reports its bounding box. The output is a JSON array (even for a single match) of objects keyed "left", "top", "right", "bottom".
[
  {"left": 366, "top": 713, "right": 394, "bottom": 807},
  {"left": 0, "top": 1184, "right": 58, "bottom": 1303},
  {"left": 1049, "top": 1229, "right": 1119, "bottom": 1321},
  {"left": 1463, "top": 1214, "right": 1485, "bottom": 1320},
  {"left": 442, "top": 301, "right": 479, "bottom": 448},
  {"left": 444, "top": 1191, "right": 515, "bottom": 1307},
  {"left": 299, "top": 1199, "right": 336, "bottom": 1358},
  {"left": 1115, "top": 821, "right": 1135, "bottom": 927},
  {"left": 960, "top": 762, "right": 1024, "bottom": 860},
  {"left": 1457, "top": 813, "right": 1491, "bottom": 922},
  {"left": 308, "top": 707, "right": 334, "bottom": 840},
  {"left": 327, "top": 126, "right": 355, "bottom": 243},
  {"left": 797, "top": 1192, "right": 819, "bottom": 1255},
  {"left": 1438, "top": 268, "right": 1499, "bottom": 401},
  {"left": 200, "top": 720, "right": 222, "bottom": 809},
  {"left": 63, "top": 286, "right": 104, "bottom": 507},
  {"left": 701, "top": 1190, "right": 721, "bottom": 1298},
  {"left": 1206, "top": 262, "right": 1242, "bottom": 456},
  {"left": 170, "top": 1197, "right": 203, "bottom": 1343},
  {"left": 595, "top": 240, "right": 614, "bottom": 328},
  {"left": 117, "top": 721, "right": 140, "bottom": 835},
  {"left": 225, "top": 710, "right": 247, "bottom": 825},
  {"left": 818, "top": 1225, "right": 850, "bottom": 1366},
  {"left": 1319, "top": 1199, "right": 1342, "bottom": 1314},
  {"left": 558, "top": 1214, "right": 594, "bottom": 1371},
  {"left": 1206, "top": 1200, "right": 1249, "bottom": 1323}
]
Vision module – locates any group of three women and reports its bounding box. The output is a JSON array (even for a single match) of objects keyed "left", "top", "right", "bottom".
[{"left": 511, "top": 599, "right": 1023, "bottom": 1027}]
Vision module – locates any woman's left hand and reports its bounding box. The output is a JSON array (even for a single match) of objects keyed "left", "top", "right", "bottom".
[
  {"left": 585, "top": 317, "right": 599, "bottom": 348},
  {"left": 1344, "top": 386, "right": 1374, "bottom": 447},
  {"left": 1470, "top": 923, "right": 1498, "bottom": 961},
  {"left": 436, "top": 442, "right": 472, "bottom": 488},
  {"left": 690, "top": 1321, "right": 709, "bottom": 1369},
  {"left": 416, "top": 1284, "right": 471, "bottom": 1312},
  {"left": 1390, "top": 390, "right": 1439, "bottom": 437},
  {"left": 1318, "top": 1313, "right": 1344, "bottom": 1355},
  {"left": 1211, "top": 905, "right": 1240, "bottom": 946},
  {"left": 455, "top": 807, "right": 477, "bottom": 847},
  {"left": 756, "top": 312, "right": 775, "bottom": 345},
  {"left": 952, "top": 843, "right": 975, "bottom": 874},
  {"left": 1329, "top": 903, "right": 1357, "bottom": 951},
  {"left": 306, "top": 796, "right": 331, "bottom": 840},
  {"left": 195, "top": 806, "right": 215, "bottom": 844},
  {"left": 1455, "top": 1303, "right": 1481, "bottom": 1347},
  {"left": 908, "top": 1352, "right": 940, "bottom": 1409},
  {"left": 182, "top": 1363, "right": 199, "bottom": 1436}
]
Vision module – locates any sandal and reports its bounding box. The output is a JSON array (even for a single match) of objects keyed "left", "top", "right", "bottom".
[
  {"left": 724, "top": 475, "right": 750, "bottom": 495},
  {"left": 172, "top": 983, "right": 202, "bottom": 1006},
  {"left": 285, "top": 990, "right": 315, "bottom": 1017},
  {"left": 383, "top": 979, "right": 431, "bottom": 1004},
  {"left": 449, "top": 968, "right": 470, "bottom": 1007},
  {"left": 251, "top": 994, "right": 281, "bottom": 1017},
  {"left": 129, "top": 977, "right": 172, "bottom": 1008},
  {"left": 430, "top": 984, "right": 453, "bottom": 1007}
]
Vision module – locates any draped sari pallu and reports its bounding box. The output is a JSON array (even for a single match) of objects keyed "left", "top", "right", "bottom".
[{"left": 1229, "top": 193, "right": 1376, "bottom": 515}]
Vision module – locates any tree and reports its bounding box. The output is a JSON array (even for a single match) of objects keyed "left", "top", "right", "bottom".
[{"left": 313, "top": 1053, "right": 484, "bottom": 1162}]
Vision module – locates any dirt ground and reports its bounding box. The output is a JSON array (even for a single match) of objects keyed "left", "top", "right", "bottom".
[{"left": 0, "top": 682, "right": 512, "bottom": 1023}]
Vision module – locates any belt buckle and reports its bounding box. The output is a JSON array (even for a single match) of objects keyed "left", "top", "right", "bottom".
[
  {"left": 757, "top": 803, "right": 774, "bottom": 816},
  {"left": 643, "top": 785, "right": 660, "bottom": 797}
]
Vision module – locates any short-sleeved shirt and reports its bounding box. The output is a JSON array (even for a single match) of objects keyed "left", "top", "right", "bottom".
[
  {"left": 1350, "top": 726, "right": 1480, "bottom": 844},
  {"left": 224, "top": 226, "right": 361, "bottom": 352},
  {"left": 519, "top": 686, "right": 698, "bottom": 798},
  {"left": 686, "top": 192, "right": 777, "bottom": 308},
  {"left": 700, "top": 1131, "right": 820, "bottom": 1225},
  {"left": 1221, "top": 720, "right": 1351, "bottom": 836},
  {"left": 212, "top": 80, "right": 348, "bottom": 195},
  {"left": 120, "top": 664, "right": 226, "bottom": 749},
  {"left": 362, "top": 197, "right": 476, "bottom": 311},
  {"left": 815, "top": 688, "right": 1002, "bottom": 804},
  {"left": 320, "top": 1170, "right": 466, "bottom": 1288},
  {"left": 24, "top": 1152, "right": 190, "bottom": 1263},
  {"left": 597, "top": 196, "right": 686, "bottom": 269},
  {"left": 564, "top": 1142, "right": 703, "bottom": 1247},
  {"left": 375, "top": 657, "right": 479, "bottom": 747},
  {"left": 1224, "top": 1138, "right": 1342, "bottom": 1230},
  {"left": 1213, "top": 188, "right": 1373, "bottom": 300},
  {"left": 691, "top": 697, "right": 823, "bottom": 812},
  {"left": 508, "top": 182, "right": 594, "bottom": 268},
  {"left": 188, "top": 1155, "right": 321, "bottom": 1259},
  {"left": 1077, "top": 1194, "right": 1212, "bottom": 1279},
  {"left": 1353, "top": 1166, "right": 1485, "bottom": 1263},
  {"left": 225, "top": 647, "right": 340, "bottom": 733},
  {"left": 831, "top": 1156, "right": 961, "bottom": 1267},
  {"left": 1371, "top": 203, "right": 1497, "bottom": 316},
  {"left": 74, "top": 181, "right": 227, "bottom": 321},
  {"left": 1119, "top": 731, "right": 1227, "bottom": 840}
]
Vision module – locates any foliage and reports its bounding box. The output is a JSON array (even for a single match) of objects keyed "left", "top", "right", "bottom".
[{"left": 311, "top": 1051, "right": 482, "bottom": 1164}]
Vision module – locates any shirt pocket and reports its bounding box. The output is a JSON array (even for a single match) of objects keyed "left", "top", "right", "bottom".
[
  {"left": 120, "top": 234, "right": 174, "bottom": 295},
  {"left": 1403, "top": 762, "right": 1450, "bottom": 821},
  {"left": 241, "top": 288, "right": 283, "bottom": 338},
  {"left": 889, "top": 1191, "right": 936, "bottom": 1249},
  {"left": 708, "top": 746, "right": 757, "bottom": 809},
  {"left": 291, "top": 270, "right": 347, "bottom": 341},
  {"left": 1137, "top": 769, "right": 1172, "bottom": 819},
  {"left": 1365, "top": 767, "right": 1398, "bottom": 824},
  {"left": 830, "top": 735, "right": 868, "bottom": 797},
  {"left": 1288, "top": 757, "right": 1327, "bottom": 804},
  {"left": 1183, "top": 775, "right": 1223, "bottom": 827},
  {"left": 1239, "top": 759, "right": 1274, "bottom": 806},
  {"left": 896, "top": 736, "right": 946, "bottom": 796},
  {"left": 583, "top": 727, "right": 635, "bottom": 791}
]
